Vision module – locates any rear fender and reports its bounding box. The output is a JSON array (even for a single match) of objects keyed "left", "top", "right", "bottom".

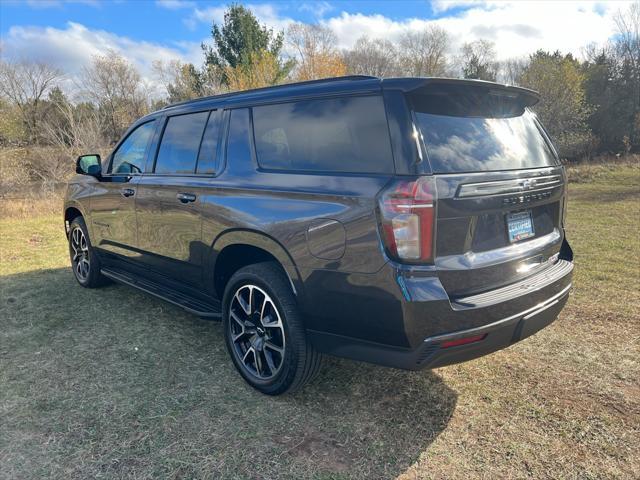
[{"left": 209, "top": 229, "right": 303, "bottom": 296}]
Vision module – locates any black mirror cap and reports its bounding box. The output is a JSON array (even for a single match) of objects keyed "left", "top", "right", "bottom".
[{"left": 76, "top": 154, "right": 102, "bottom": 177}]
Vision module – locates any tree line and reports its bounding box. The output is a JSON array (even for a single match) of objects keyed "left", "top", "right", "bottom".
[{"left": 0, "top": 2, "right": 638, "bottom": 168}]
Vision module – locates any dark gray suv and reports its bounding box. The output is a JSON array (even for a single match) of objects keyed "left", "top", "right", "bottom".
[{"left": 64, "top": 76, "right": 574, "bottom": 395}]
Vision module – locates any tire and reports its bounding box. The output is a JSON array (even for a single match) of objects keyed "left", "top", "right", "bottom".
[
  {"left": 68, "top": 217, "right": 108, "bottom": 288},
  {"left": 222, "top": 262, "right": 322, "bottom": 395}
]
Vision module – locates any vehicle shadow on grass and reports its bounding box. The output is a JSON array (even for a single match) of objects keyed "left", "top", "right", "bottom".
[{"left": 1, "top": 267, "right": 457, "bottom": 480}]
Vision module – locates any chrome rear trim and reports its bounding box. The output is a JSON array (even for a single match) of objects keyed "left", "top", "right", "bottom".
[
  {"left": 457, "top": 174, "right": 562, "bottom": 198},
  {"left": 452, "top": 259, "right": 573, "bottom": 309}
]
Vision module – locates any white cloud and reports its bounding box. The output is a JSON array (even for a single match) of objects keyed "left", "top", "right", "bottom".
[
  {"left": 186, "top": 3, "right": 295, "bottom": 33},
  {"left": 299, "top": 1, "right": 334, "bottom": 18},
  {"left": 430, "top": 1, "right": 487, "bottom": 14},
  {"left": 0, "top": 22, "right": 202, "bottom": 97},
  {"left": 181, "top": 1, "right": 623, "bottom": 62},
  {"left": 321, "top": 1, "right": 623, "bottom": 60}
]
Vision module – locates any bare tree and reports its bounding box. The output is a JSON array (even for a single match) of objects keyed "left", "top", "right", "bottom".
[
  {"left": 398, "top": 25, "right": 450, "bottom": 77},
  {"left": 153, "top": 60, "right": 215, "bottom": 103},
  {"left": 287, "top": 23, "right": 346, "bottom": 81},
  {"left": 613, "top": 1, "right": 640, "bottom": 109},
  {"left": 343, "top": 36, "right": 399, "bottom": 77},
  {"left": 42, "top": 101, "right": 105, "bottom": 155},
  {"left": 79, "top": 50, "right": 149, "bottom": 143},
  {"left": 614, "top": 1, "right": 640, "bottom": 72},
  {"left": 0, "top": 60, "right": 63, "bottom": 143},
  {"left": 500, "top": 57, "right": 529, "bottom": 85},
  {"left": 460, "top": 39, "right": 499, "bottom": 81}
]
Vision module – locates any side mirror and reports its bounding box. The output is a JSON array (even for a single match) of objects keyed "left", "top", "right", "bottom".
[{"left": 76, "top": 154, "right": 102, "bottom": 177}]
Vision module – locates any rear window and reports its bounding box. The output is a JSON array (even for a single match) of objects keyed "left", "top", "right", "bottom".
[
  {"left": 411, "top": 92, "right": 558, "bottom": 173},
  {"left": 252, "top": 96, "right": 393, "bottom": 174}
]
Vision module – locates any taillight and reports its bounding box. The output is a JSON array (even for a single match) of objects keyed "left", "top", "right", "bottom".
[{"left": 378, "top": 176, "right": 436, "bottom": 263}]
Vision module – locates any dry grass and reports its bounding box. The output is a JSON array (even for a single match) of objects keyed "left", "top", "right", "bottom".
[
  {"left": 565, "top": 154, "right": 639, "bottom": 184},
  {"left": 0, "top": 194, "right": 64, "bottom": 219},
  {"left": 0, "top": 164, "right": 638, "bottom": 479}
]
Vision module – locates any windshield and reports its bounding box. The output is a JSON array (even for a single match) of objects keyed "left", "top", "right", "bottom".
[{"left": 411, "top": 92, "right": 558, "bottom": 173}]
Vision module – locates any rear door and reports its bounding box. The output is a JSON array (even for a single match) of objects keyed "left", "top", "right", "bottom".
[
  {"left": 409, "top": 85, "right": 566, "bottom": 297},
  {"left": 135, "top": 109, "right": 223, "bottom": 288}
]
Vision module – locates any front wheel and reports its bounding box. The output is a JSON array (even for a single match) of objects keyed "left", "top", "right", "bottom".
[
  {"left": 222, "top": 262, "right": 322, "bottom": 395},
  {"left": 68, "top": 217, "right": 107, "bottom": 288}
]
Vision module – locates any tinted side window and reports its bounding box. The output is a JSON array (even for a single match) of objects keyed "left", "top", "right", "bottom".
[
  {"left": 155, "top": 111, "right": 209, "bottom": 174},
  {"left": 110, "top": 120, "right": 156, "bottom": 174},
  {"left": 196, "top": 110, "right": 221, "bottom": 174},
  {"left": 252, "top": 96, "right": 393, "bottom": 174},
  {"left": 226, "top": 109, "right": 252, "bottom": 165}
]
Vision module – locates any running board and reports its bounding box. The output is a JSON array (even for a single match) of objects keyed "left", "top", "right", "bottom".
[{"left": 101, "top": 267, "right": 222, "bottom": 318}]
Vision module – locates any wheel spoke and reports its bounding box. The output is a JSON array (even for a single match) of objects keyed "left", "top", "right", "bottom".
[
  {"left": 254, "top": 349, "right": 264, "bottom": 377},
  {"left": 81, "top": 259, "right": 90, "bottom": 277},
  {"left": 263, "top": 348, "right": 277, "bottom": 373},
  {"left": 260, "top": 295, "right": 268, "bottom": 321},
  {"left": 235, "top": 290, "right": 251, "bottom": 315},
  {"left": 230, "top": 310, "right": 244, "bottom": 328},
  {"left": 242, "top": 346, "right": 254, "bottom": 364},
  {"left": 262, "top": 312, "right": 282, "bottom": 328},
  {"left": 264, "top": 341, "right": 284, "bottom": 354}
]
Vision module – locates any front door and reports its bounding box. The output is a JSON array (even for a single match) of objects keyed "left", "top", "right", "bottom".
[
  {"left": 135, "top": 109, "right": 222, "bottom": 288},
  {"left": 89, "top": 120, "right": 157, "bottom": 260}
]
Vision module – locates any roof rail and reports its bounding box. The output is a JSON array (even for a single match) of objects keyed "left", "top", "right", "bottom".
[{"left": 163, "top": 75, "right": 379, "bottom": 110}]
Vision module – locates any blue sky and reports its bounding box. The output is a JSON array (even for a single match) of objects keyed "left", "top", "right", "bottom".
[
  {"left": 1, "top": 1, "right": 473, "bottom": 45},
  {"left": 0, "top": 0, "right": 629, "bottom": 92}
]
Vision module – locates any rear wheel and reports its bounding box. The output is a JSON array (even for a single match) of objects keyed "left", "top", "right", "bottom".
[
  {"left": 68, "top": 217, "right": 107, "bottom": 288},
  {"left": 222, "top": 262, "right": 322, "bottom": 395}
]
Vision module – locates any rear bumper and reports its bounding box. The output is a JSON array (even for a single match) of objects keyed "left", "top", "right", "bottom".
[
  {"left": 309, "top": 280, "right": 570, "bottom": 370},
  {"left": 307, "top": 252, "right": 573, "bottom": 370},
  {"left": 416, "top": 282, "right": 571, "bottom": 369}
]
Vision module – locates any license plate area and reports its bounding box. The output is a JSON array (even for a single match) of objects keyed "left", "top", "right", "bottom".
[{"left": 506, "top": 210, "right": 535, "bottom": 243}]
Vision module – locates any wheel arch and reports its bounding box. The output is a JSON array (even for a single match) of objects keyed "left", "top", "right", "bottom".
[
  {"left": 64, "top": 204, "right": 86, "bottom": 237},
  {"left": 210, "top": 229, "right": 303, "bottom": 300}
]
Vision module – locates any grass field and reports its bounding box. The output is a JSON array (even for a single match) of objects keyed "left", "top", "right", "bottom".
[{"left": 1, "top": 164, "right": 639, "bottom": 479}]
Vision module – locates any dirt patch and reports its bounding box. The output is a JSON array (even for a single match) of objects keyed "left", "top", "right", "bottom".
[{"left": 280, "top": 431, "right": 354, "bottom": 474}]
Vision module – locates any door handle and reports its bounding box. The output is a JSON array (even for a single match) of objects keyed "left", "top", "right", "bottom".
[
  {"left": 121, "top": 188, "right": 135, "bottom": 198},
  {"left": 177, "top": 192, "right": 197, "bottom": 203}
]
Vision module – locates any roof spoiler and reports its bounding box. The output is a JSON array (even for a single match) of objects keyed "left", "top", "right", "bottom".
[{"left": 384, "top": 77, "right": 541, "bottom": 108}]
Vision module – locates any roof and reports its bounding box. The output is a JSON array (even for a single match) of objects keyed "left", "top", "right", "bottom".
[{"left": 158, "top": 75, "right": 540, "bottom": 115}]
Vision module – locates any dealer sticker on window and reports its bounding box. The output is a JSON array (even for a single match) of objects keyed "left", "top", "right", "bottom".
[{"left": 507, "top": 210, "right": 535, "bottom": 243}]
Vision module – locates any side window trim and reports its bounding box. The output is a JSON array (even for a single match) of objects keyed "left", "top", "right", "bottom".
[
  {"left": 195, "top": 110, "right": 224, "bottom": 175},
  {"left": 106, "top": 119, "right": 158, "bottom": 176},
  {"left": 193, "top": 111, "right": 213, "bottom": 173},
  {"left": 219, "top": 109, "right": 231, "bottom": 172},
  {"left": 147, "top": 114, "right": 168, "bottom": 174},
  {"left": 144, "top": 115, "right": 166, "bottom": 173},
  {"left": 223, "top": 108, "right": 256, "bottom": 171}
]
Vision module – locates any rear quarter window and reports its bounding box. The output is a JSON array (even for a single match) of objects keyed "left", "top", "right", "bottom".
[{"left": 252, "top": 96, "right": 394, "bottom": 174}]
